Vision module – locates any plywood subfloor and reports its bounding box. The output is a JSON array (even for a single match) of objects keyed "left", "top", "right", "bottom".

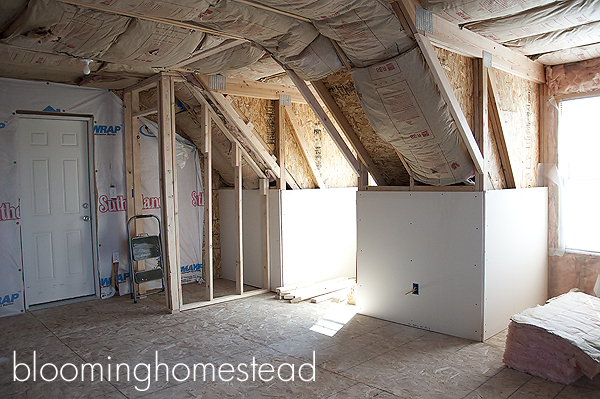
[
  {"left": 3, "top": 294, "right": 597, "bottom": 398},
  {"left": 180, "top": 278, "right": 261, "bottom": 305}
]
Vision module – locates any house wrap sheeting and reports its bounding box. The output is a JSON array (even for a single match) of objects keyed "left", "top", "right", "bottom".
[
  {"left": 352, "top": 47, "right": 475, "bottom": 185},
  {"left": 0, "top": 78, "right": 204, "bottom": 317}
]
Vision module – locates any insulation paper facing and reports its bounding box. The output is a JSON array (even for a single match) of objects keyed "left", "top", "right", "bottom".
[
  {"left": 62, "top": 0, "right": 212, "bottom": 21},
  {"left": 421, "top": 0, "right": 557, "bottom": 23},
  {"left": 185, "top": 42, "right": 265, "bottom": 75},
  {"left": 1, "top": 0, "right": 131, "bottom": 60},
  {"left": 272, "top": 35, "right": 343, "bottom": 81},
  {"left": 100, "top": 19, "right": 205, "bottom": 68},
  {"left": 193, "top": 0, "right": 318, "bottom": 58},
  {"left": 352, "top": 47, "right": 475, "bottom": 185}
]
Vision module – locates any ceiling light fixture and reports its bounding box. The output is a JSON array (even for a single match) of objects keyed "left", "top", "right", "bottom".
[{"left": 81, "top": 59, "right": 93, "bottom": 75}]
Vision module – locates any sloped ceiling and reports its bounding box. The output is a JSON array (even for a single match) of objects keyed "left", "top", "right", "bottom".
[
  {"left": 422, "top": 0, "right": 600, "bottom": 65},
  {"left": 1, "top": 0, "right": 599, "bottom": 186}
]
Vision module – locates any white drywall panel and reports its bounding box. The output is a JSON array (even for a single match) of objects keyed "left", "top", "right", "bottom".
[
  {"left": 280, "top": 188, "right": 357, "bottom": 286},
  {"left": 357, "top": 191, "right": 485, "bottom": 341},
  {"left": 219, "top": 189, "right": 264, "bottom": 288},
  {"left": 483, "top": 188, "right": 548, "bottom": 340},
  {"left": 269, "top": 189, "right": 282, "bottom": 291}
]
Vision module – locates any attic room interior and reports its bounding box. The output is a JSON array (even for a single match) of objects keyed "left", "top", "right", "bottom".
[{"left": 1, "top": 0, "right": 600, "bottom": 397}]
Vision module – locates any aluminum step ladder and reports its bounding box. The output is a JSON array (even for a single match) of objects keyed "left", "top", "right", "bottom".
[{"left": 127, "top": 214, "right": 165, "bottom": 303}]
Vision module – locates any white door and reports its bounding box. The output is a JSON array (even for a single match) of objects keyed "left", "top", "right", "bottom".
[{"left": 18, "top": 116, "right": 95, "bottom": 306}]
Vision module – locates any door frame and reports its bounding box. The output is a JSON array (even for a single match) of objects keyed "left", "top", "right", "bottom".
[{"left": 17, "top": 111, "right": 100, "bottom": 307}]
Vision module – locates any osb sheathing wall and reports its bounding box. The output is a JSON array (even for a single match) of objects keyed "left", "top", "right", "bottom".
[
  {"left": 545, "top": 58, "right": 600, "bottom": 299},
  {"left": 489, "top": 69, "right": 540, "bottom": 189},
  {"left": 322, "top": 70, "right": 410, "bottom": 186},
  {"left": 229, "top": 95, "right": 357, "bottom": 188}
]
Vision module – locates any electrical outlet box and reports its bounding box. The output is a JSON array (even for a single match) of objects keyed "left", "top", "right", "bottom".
[
  {"left": 112, "top": 251, "right": 120, "bottom": 263},
  {"left": 413, "top": 283, "right": 419, "bottom": 295}
]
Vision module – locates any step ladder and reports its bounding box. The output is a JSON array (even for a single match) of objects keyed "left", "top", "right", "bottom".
[{"left": 127, "top": 214, "right": 165, "bottom": 303}]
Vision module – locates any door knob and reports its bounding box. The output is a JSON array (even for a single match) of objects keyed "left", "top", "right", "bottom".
[
  {"left": 82, "top": 203, "right": 89, "bottom": 209},
  {"left": 83, "top": 216, "right": 90, "bottom": 221}
]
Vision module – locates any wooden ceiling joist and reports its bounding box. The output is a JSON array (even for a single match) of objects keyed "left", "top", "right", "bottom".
[{"left": 196, "top": 74, "right": 306, "bottom": 104}]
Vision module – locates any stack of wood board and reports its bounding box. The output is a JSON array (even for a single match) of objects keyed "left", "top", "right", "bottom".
[
  {"left": 503, "top": 291, "right": 600, "bottom": 384},
  {"left": 275, "top": 277, "right": 354, "bottom": 304}
]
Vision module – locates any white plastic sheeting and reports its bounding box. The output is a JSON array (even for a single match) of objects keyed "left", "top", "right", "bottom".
[
  {"left": 311, "top": 1, "right": 413, "bottom": 67},
  {"left": 0, "top": 77, "right": 123, "bottom": 316},
  {"left": 0, "top": 0, "right": 27, "bottom": 31},
  {"left": 194, "top": 0, "right": 318, "bottom": 58},
  {"left": 138, "top": 118, "right": 204, "bottom": 286},
  {"left": 352, "top": 47, "right": 475, "bottom": 185},
  {"left": 0, "top": 77, "right": 204, "bottom": 317},
  {"left": 537, "top": 42, "right": 600, "bottom": 65},
  {"left": 273, "top": 35, "right": 342, "bottom": 81}
]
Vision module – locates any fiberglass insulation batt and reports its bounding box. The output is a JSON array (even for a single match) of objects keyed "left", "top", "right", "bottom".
[
  {"left": 503, "top": 291, "right": 600, "bottom": 384},
  {"left": 352, "top": 47, "right": 475, "bottom": 185}
]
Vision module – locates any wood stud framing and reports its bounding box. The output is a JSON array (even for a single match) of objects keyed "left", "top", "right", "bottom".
[
  {"left": 275, "top": 100, "right": 286, "bottom": 189},
  {"left": 202, "top": 103, "right": 214, "bottom": 302},
  {"left": 124, "top": 72, "right": 271, "bottom": 313},
  {"left": 157, "top": 74, "right": 181, "bottom": 312},
  {"left": 234, "top": 143, "right": 244, "bottom": 295}
]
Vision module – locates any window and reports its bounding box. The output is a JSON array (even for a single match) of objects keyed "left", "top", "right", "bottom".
[{"left": 558, "top": 95, "right": 600, "bottom": 253}]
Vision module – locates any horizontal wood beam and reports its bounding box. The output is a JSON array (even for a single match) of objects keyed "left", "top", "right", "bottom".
[
  {"left": 132, "top": 107, "right": 157, "bottom": 118},
  {"left": 182, "top": 81, "right": 267, "bottom": 179},
  {"left": 392, "top": 0, "right": 545, "bottom": 84},
  {"left": 196, "top": 74, "right": 306, "bottom": 103}
]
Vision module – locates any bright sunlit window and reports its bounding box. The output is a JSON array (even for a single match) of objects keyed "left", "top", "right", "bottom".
[{"left": 559, "top": 95, "right": 600, "bottom": 254}]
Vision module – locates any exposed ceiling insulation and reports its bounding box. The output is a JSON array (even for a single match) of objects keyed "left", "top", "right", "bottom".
[
  {"left": 2, "top": 0, "right": 599, "bottom": 187},
  {"left": 422, "top": 0, "right": 600, "bottom": 65}
]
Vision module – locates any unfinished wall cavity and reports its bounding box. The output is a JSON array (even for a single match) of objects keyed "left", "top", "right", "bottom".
[
  {"left": 489, "top": 69, "right": 539, "bottom": 188},
  {"left": 228, "top": 94, "right": 357, "bottom": 189},
  {"left": 322, "top": 70, "right": 410, "bottom": 186}
]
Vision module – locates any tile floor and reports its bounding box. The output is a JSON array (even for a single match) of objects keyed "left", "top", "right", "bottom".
[{"left": 1, "top": 292, "right": 598, "bottom": 398}]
